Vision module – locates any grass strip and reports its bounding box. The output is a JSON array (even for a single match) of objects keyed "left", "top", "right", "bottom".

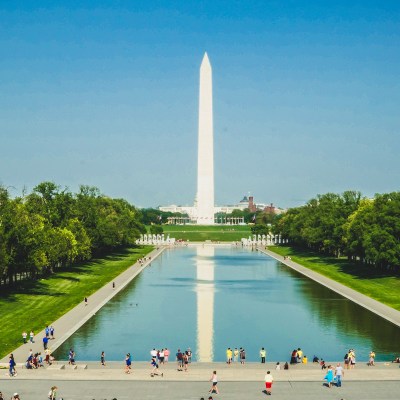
[
  {"left": 0, "top": 246, "right": 153, "bottom": 359},
  {"left": 269, "top": 246, "right": 400, "bottom": 311},
  {"left": 149, "top": 225, "right": 251, "bottom": 242}
]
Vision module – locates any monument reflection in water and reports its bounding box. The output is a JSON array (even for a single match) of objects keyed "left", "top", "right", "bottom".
[
  {"left": 196, "top": 246, "right": 215, "bottom": 361},
  {"left": 54, "top": 246, "right": 400, "bottom": 362}
]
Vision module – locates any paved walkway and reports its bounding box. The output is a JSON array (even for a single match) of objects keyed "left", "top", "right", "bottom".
[
  {"left": 260, "top": 247, "right": 400, "bottom": 327},
  {"left": 1, "top": 362, "right": 399, "bottom": 400},
  {"left": 0, "top": 247, "right": 166, "bottom": 363}
]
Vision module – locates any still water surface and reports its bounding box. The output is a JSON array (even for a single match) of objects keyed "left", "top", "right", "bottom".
[{"left": 55, "top": 246, "right": 400, "bottom": 362}]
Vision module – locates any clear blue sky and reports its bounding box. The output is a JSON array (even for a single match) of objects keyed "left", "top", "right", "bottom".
[{"left": 1, "top": 1, "right": 399, "bottom": 208}]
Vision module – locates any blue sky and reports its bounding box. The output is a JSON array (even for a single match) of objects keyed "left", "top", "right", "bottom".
[{"left": 1, "top": 1, "right": 399, "bottom": 208}]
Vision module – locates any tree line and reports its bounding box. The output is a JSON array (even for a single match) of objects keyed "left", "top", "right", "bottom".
[
  {"left": 274, "top": 190, "right": 400, "bottom": 272},
  {"left": 0, "top": 182, "right": 145, "bottom": 286}
]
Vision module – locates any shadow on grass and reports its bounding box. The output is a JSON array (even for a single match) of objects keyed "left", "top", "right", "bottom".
[
  {"left": 0, "top": 246, "right": 145, "bottom": 301},
  {"left": 283, "top": 246, "right": 396, "bottom": 280}
]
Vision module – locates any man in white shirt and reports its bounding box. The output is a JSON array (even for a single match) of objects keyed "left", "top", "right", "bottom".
[{"left": 335, "top": 363, "right": 344, "bottom": 387}]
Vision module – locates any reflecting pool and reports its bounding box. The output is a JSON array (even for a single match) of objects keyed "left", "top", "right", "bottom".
[{"left": 54, "top": 246, "right": 400, "bottom": 362}]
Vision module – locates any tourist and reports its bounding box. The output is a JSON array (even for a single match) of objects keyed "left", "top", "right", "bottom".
[
  {"left": 391, "top": 356, "right": 400, "bottom": 363},
  {"left": 183, "top": 352, "right": 189, "bottom": 371},
  {"left": 264, "top": 370, "right": 274, "bottom": 395},
  {"left": 150, "top": 356, "right": 163, "bottom": 377},
  {"left": 45, "top": 348, "right": 51, "bottom": 364},
  {"left": 275, "top": 362, "right": 280, "bottom": 370},
  {"left": 84, "top": 297, "right": 88, "bottom": 306},
  {"left": 320, "top": 359, "right": 326, "bottom": 370},
  {"left": 0, "top": 390, "right": 3, "bottom": 400},
  {"left": 302, "top": 355, "right": 308, "bottom": 364},
  {"left": 324, "top": 365, "right": 334, "bottom": 388},
  {"left": 260, "top": 347, "right": 266, "bottom": 363},
  {"left": 349, "top": 349, "right": 356, "bottom": 369},
  {"left": 150, "top": 348, "right": 157, "bottom": 359},
  {"left": 101, "top": 351, "right": 106, "bottom": 366},
  {"left": 226, "top": 347, "right": 232, "bottom": 364},
  {"left": 159, "top": 349, "right": 165, "bottom": 364},
  {"left": 124, "top": 353, "right": 131, "bottom": 373},
  {"left": 209, "top": 370, "right": 219, "bottom": 394},
  {"left": 48, "top": 386, "right": 58, "bottom": 400},
  {"left": 284, "top": 362, "right": 289, "bottom": 370},
  {"left": 43, "top": 335, "right": 49, "bottom": 350},
  {"left": 29, "top": 330, "right": 34, "bottom": 343},
  {"left": 297, "top": 348, "right": 303, "bottom": 363},
  {"left": 11, "top": 394, "right": 19, "bottom": 400},
  {"left": 187, "top": 347, "right": 192, "bottom": 363},
  {"left": 38, "top": 353, "right": 44, "bottom": 367},
  {"left": 45, "top": 326, "right": 50, "bottom": 338},
  {"left": 233, "top": 347, "right": 239, "bottom": 362},
  {"left": 22, "top": 331, "right": 27, "bottom": 344},
  {"left": 290, "top": 349, "right": 297, "bottom": 364},
  {"left": 112, "top": 282, "right": 115, "bottom": 289},
  {"left": 368, "top": 350, "right": 376, "bottom": 366},
  {"left": 176, "top": 349, "right": 183, "bottom": 371},
  {"left": 68, "top": 348, "right": 75, "bottom": 365},
  {"left": 313, "top": 355, "right": 320, "bottom": 363},
  {"left": 50, "top": 326, "right": 55, "bottom": 339},
  {"left": 335, "top": 362, "right": 344, "bottom": 387},
  {"left": 164, "top": 348, "right": 170, "bottom": 363},
  {"left": 344, "top": 351, "right": 350, "bottom": 369},
  {"left": 9, "top": 354, "right": 16, "bottom": 377},
  {"left": 240, "top": 347, "right": 246, "bottom": 364}
]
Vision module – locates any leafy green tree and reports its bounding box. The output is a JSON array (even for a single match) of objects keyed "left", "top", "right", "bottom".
[
  {"left": 251, "top": 224, "right": 270, "bottom": 236},
  {"left": 150, "top": 225, "right": 163, "bottom": 234}
]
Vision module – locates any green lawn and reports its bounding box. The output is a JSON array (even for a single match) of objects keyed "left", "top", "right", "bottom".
[
  {"left": 148, "top": 224, "right": 251, "bottom": 241},
  {"left": 269, "top": 246, "right": 400, "bottom": 311},
  {"left": 0, "top": 246, "right": 152, "bottom": 359}
]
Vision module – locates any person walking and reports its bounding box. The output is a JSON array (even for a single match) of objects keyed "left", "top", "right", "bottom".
[
  {"left": 324, "top": 365, "right": 334, "bottom": 388},
  {"left": 150, "top": 356, "right": 163, "bottom": 377},
  {"left": 9, "top": 354, "right": 16, "bottom": 377},
  {"left": 335, "top": 362, "right": 344, "bottom": 387},
  {"left": 48, "top": 386, "right": 58, "bottom": 400},
  {"left": 29, "top": 330, "right": 34, "bottom": 343},
  {"left": 84, "top": 297, "right": 88, "bottom": 306},
  {"left": 124, "top": 353, "right": 132, "bottom": 374},
  {"left": 209, "top": 371, "right": 219, "bottom": 394},
  {"left": 260, "top": 347, "right": 266, "bottom": 363},
  {"left": 22, "top": 331, "right": 27, "bottom": 344},
  {"left": 264, "top": 370, "right": 274, "bottom": 395},
  {"left": 101, "top": 351, "right": 106, "bottom": 366}
]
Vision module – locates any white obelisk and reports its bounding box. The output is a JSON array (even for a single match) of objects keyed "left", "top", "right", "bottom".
[{"left": 196, "top": 52, "right": 215, "bottom": 225}]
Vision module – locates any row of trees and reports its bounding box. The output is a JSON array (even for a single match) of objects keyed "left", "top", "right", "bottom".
[
  {"left": 0, "top": 182, "right": 145, "bottom": 286},
  {"left": 274, "top": 191, "right": 400, "bottom": 271}
]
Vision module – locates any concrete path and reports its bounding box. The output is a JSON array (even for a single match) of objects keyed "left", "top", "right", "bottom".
[
  {"left": 1, "top": 247, "right": 166, "bottom": 363},
  {"left": 260, "top": 248, "right": 400, "bottom": 327},
  {"left": 0, "top": 362, "right": 399, "bottom": 400}
]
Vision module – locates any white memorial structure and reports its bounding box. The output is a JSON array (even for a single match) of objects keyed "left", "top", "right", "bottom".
[
  {"left": 195, "top": 53, "right": 215, "bottom": 225},
  {"left": 160, "top": 53, "right": 244, "bottom": 225}
]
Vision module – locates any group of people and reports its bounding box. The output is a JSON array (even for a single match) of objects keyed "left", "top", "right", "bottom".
[
  {"left": 0, "top": 386, "right": 59, "bottom": 400},
  {"left": 290, "top": 348, "right": 307, "bottom": 364},
  {"left": 175, "top": 348, "right": 191, "bottom": 371},
  {"left": 22, "top": 326, "right": 55, "bottom": 345},
  {"left": 138, "top": 256, "right": 151, "bottom": 265},
  {"left": 323, "top": 363, "right": 345, "bottom": 388},
  {"left": 225, "top": 347, "right": 247, "bottom": 364},
  {"left": 0, "top": 392, "right": 20, "bottom": 400},
  {"left": 344, "top": 349, "right": 357, "bottom": 368}
]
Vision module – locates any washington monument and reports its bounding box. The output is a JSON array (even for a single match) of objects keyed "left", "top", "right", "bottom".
[{"left": 196, "top": 52, "right": 215, "bottom": 225}]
